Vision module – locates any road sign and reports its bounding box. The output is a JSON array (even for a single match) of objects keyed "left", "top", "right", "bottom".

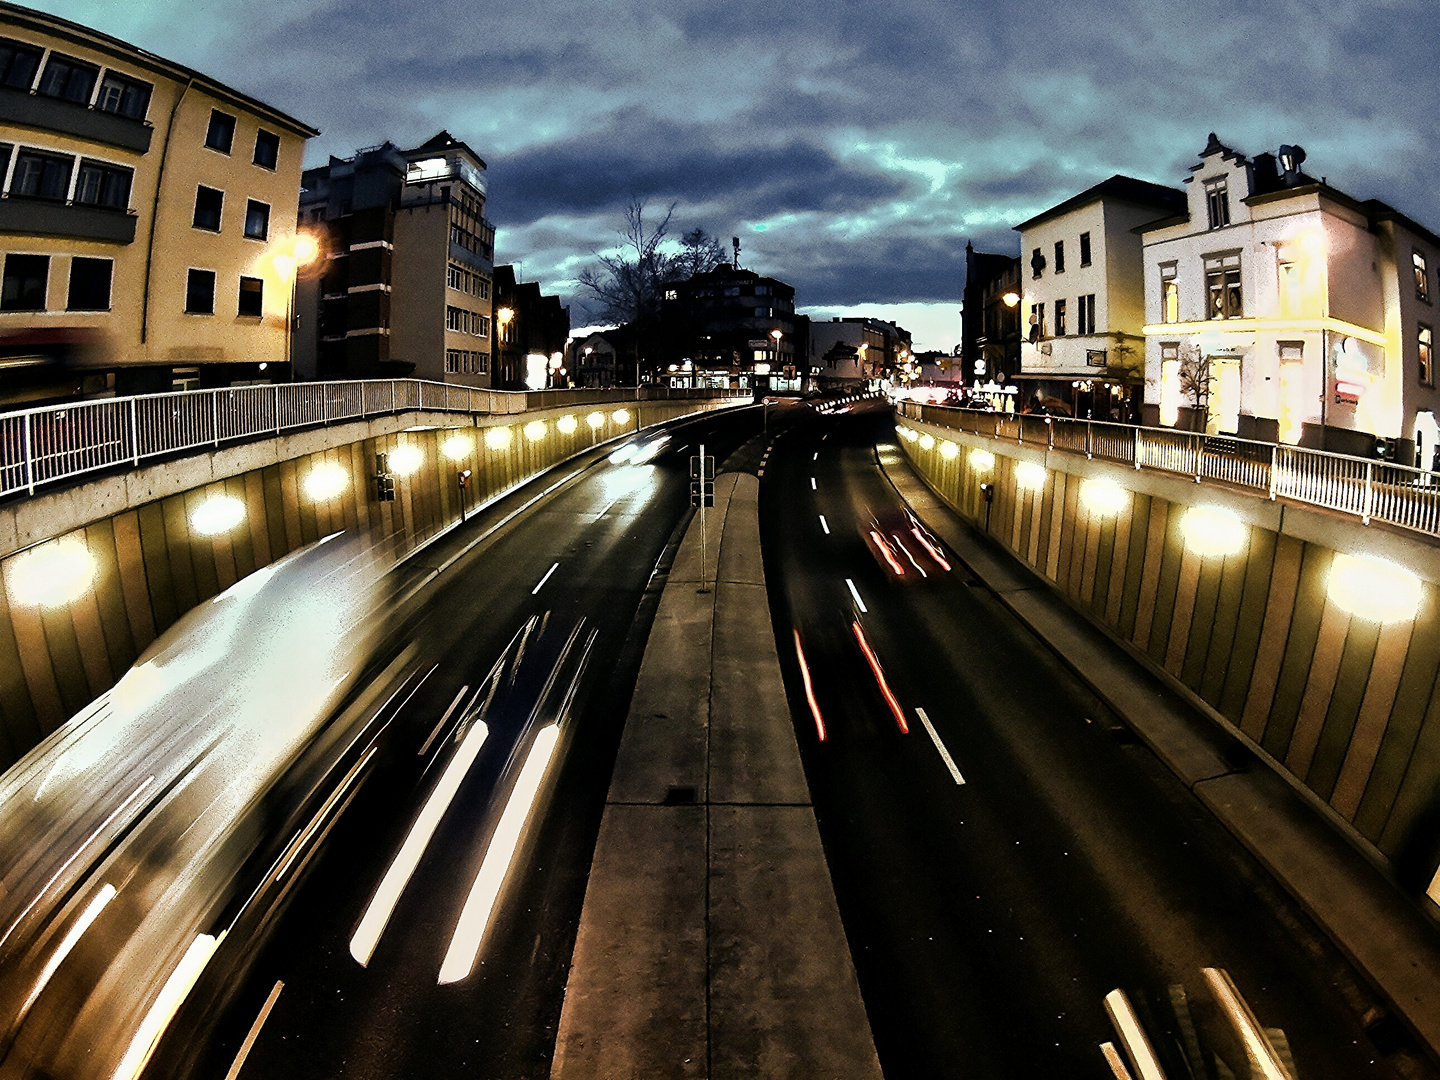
[
  {"left": 690, "top": 481, "right": 714, "bottom": 507},
  {"left": 690, "top": 456, "right": 715, "bottom": 480}
]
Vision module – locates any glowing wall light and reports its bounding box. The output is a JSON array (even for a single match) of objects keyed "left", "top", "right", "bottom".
[
  {"left": 189, "top": 494, "right": 246, "bottom": 536},
  {"left": 1180, "top": 506, "right": 1247, "bottom": 558},
  {"left": 303, "top": 461, "right": 349, "bottom": 501},
  {"left": 7, "top": 537, "right": 96, "bottom": 607},
  {"left": 389, "top": 443, "right": 424, "bottom": 476},
  {"left": 1015, "top": 461, "right": 1047, "bottom": 491},
  {"left": 1328, "top": 554, "right": 1422, "bottom": 623},
  {"left": 442, "top": 433, "right": 474, "bottom": 460},
  {"left": 483, "top": 426, "right": 511, "bottom": 450},
  {"left": 1079, "top": 477, "right": 1128, "bottom": 516},
  {"left": 939, "top": 441, "right": 959, "bottom": 460},
  {"left": 524, "top": 420, "right": 547, "bottom": 441},
  {"left": 557, "top": 415, "right": 578, "bottom": 435},
  {"left": 918, "top": 434, "right": 935, "bottom": 450},
  {"left": 612, "top": 408, "right": 631, "bottom": 425},
  {"left": 586, "top": 412, "right": 605, "bottom": 430},
  {"left": 969, "top": 448, "right": 995, "bottom": 470}
]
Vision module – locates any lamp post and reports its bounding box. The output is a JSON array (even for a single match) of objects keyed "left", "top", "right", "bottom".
[
  {"left": 497, "top": 306, "right": 514, "bottom": 387},
  {"left": 275, "top": 232, "right": 318, "bottom": 382}
]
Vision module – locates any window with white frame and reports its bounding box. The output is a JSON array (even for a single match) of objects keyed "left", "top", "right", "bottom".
[
  {"left": 1160, "top": 263, "right": 1178, "bottom": 323},
  {"left": 1077, "top": 294, "right": 1096, "bottom": 335},
  {"left": 1205, "top": 177, "right": 1230, "bottom": 229},
  {"left": 1420, "top": 324, "right": 1434, "bottom": 386},
  {"left": 1205, "top": 253, "right": 1242, "bottom": 319},
  {"left": 1416, "top": 250, "right": 1430, "bottom": 304}
]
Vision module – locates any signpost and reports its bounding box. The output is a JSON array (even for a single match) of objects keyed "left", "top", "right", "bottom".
[{"left": 691, "top": 443, "right": 715, "bottom": 592}]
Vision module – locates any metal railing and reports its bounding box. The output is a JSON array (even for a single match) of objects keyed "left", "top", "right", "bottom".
[
  {"left": 0, "top": 380, "right": 746, "bottom": 499},
  {"left": 897, "top": 400, "right": 1440, "bottom": 539}
]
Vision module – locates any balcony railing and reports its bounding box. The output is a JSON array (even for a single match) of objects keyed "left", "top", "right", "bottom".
[
  {"left": 0, "top": 380, "right": 746, "bottom": 499},
  {"left": 896, "top": 400, "right": 1440, "bottom": 539}
]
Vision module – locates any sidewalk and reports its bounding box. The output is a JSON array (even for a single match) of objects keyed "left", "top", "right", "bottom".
[
  {"left": 879, "top": 441, "right": 1440, "bottom": 1063},
  {"left": 551, "top": 470, "right": 882, "bottom": 1080}
]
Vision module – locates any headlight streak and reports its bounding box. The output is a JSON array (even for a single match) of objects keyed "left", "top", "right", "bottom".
[
  {"left": 792, "top": 629, "right": 827, "bottom": 743},
  {"left": 845, "top": 578, "right": 867, "bottom": 613},
  {"left": 910, "top": 527, "right": 951, "bottom": 572},
  {"left": 1201, "top": 968, "right": 1296, "bottom": 1080},
  {"left": 890, "top": 535, "right": 927, "bottom": 579},
  {"left": 19, "top": 882, "right": 116, "bottom": 1024},
  {"left": 608, "top": 444, "right": 637, "bottom": 465},
  {"left": 869, "top": 530, "right": 906, "bottom": 576},
  {"left": 111, "top": 931, "right": 221, "bottom": 1080},
  {"left": 437, "top": 723, "right": 560, "bottom": 985},
  {"left": 852, "top": 621, "right": 909, "bottom": 734}
]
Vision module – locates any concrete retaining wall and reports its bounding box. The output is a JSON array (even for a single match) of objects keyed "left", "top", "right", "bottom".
[
  {"left": 0, "top": 396, "right": 740, "bottom": 771},
  {"left": 897, "top": 413, "right": 1440, "bottom": 881}
]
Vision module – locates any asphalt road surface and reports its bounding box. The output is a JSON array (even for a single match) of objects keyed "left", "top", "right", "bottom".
[{"left": 759, "top": 401, "right": 1435, "bottom": 1080}]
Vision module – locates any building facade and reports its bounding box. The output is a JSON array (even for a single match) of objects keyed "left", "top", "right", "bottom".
[
  {"left": 960, "top": 242, "right": 1020, "bottom": 386},
  {"left": 1140, "top": 134, "right": 1440, "bottom": 464},
  {"left": 806, "top": 316, "right": 911, "bottom": 390},
  {"left": 0, "top": 1, "right": 317, "bottom": 406},
  {"left": 1014, "top": 175, "right": 1185, "bottom": 421},
  {"left": 492, "top": 264, "right": 569, "bottom": 390},
  {"left": 295, "top": 132, "right": 495, "bottom": 385},
  {"left": 660, "top": 264, "right": 799, "bottom": 389}
]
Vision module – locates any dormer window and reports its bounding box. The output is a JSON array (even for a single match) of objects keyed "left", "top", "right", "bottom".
[{"left": 1205, "top": 177, "right": 1230, "bottom": 230}]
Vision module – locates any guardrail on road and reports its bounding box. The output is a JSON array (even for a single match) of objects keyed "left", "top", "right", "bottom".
[
  {"left": 897, "top": 400, "right": 1440, "bottom": 539},
  {"left": 0, "top": 381, "right": 746, "bottom": 499}
]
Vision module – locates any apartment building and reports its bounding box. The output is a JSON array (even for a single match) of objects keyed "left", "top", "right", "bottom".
[
  {"left": 491, "top": 264, "right": 569, "bottom": 389},
  {"left": 1013, "top": 175, "right": 1185, "bottom": 421},
  {"left": 0, "top": 1, "right": 317, "bottom": 406},
  {"left": 660, "top": 264, "right": 800, "bottom": 389},
  {"left": 295, "top": 131, "right": 495, "bottom": 385},
  {"left": 807, "top": 316, "right": 911, "bottom": 390},
  {"left": 1141, "top": 134, "right": 1440, "bottom": 465}
]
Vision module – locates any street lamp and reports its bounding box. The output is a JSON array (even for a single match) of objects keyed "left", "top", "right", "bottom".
[{"left": 275, "top": 232, "right": 319, "bottom": 382}]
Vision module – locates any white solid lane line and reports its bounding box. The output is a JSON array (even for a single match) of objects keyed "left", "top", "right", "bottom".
[
  {"left": 350, "top": 719, "right": 491, "bottom": 966},
  {"left": 845, "top": 578, "right": 867, "bottom": 613},
  {"left": 532, "top": 562, "right": 559, "bottom": 595},
  {"left": 813, "top": 451, "right": 819, "bottom": 460},
  {"left": 1103, "top": 989, "right": 1167, "bottom": 1080},
  {"left": 223, "top": 980, "right": 284, "bottom": 1080},
  {"left": 819, "top": 515, "right": 830, "bottom": 535},
  {"left": 420, "top": 686, "right": 470, "bottom": 756},
  {"left": 915, "top": 708, "right": 964, "bottom": 785},
  {"left": 439, "top": 724, "right": 561, "bottom": 984},
  {"left": 811, "top": 477, "right": 817, "bottom": 490}
]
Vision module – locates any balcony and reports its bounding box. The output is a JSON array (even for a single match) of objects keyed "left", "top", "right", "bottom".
[
  {"left": 0, "top": 196, "right": 138, "bottom": 244},
  {"left": 0, "top": 88, "right": 153, "bottom": 154}
]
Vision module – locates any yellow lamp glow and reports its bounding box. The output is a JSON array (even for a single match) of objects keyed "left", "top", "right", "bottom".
[
  {"left": 1079, "top": 477, "right": 1128, "bottom": 516},
  {"left": 483, "top": 426, "right": 511, "bottom": 450},
  {"left": 557, "top": 415, "right": 578, "bottom": 435},
  {"left": 497, "top": 306, "right": 514, "bottom": 325},
  {"left": 1002, "top": 291, "right": 1020, "bottom": 308},
  {"left": 1328, "top": 554, "right": 1422, "bottom": 623},
  {"left": 939, "top": 441, "right": 959, "bottom": 460},
  {"left": 1015, "top": 461, "right": 1047, "bottom": 491},
  {"left": 292, "top": 233, "right": 319, "bottom": 264},
  {"left": 442, "top": 433, "right": 474, "bottom": 460},
  {"left": 524, "top": 420, "right": 547, "bottom": 441},
  {"left": 190, "top": 494, "right": 246, "bottom": 536},
  {"left": 1180, "top": 506, "right": 1247, "bottom": 558},
  {"left": 303, "top": 461, "right": 349, "bottom": 501},
  {"left": 918, "top": 434, "right": 935, "bottom": 450},
  {"left": 389, "top": 443, "right": 423, "bottom": 476},
  {"left": 586, "top": 411, "right": 605, "bottom": 430},
  {"left": 612, "top": 409, "right": 631, "bottom": 425},
  {"left": 969, "top": 449, "right": 995, "bottom": 470},
  {"left": 7, "top": 537, "right": 96, "bottom": 607}
]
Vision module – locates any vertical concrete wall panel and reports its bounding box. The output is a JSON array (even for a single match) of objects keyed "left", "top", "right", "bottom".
[
  {"left": 1240, "top": 534, "right": 1302, "bottom": 739},
  {"left": 112, "top": 511, "right": 155, "bottom": 654},
  {"left": 1332, "top": 619, "right": 1414, "bottom": 819},
  {"left": 1267, "top": 548, "right": 1335, "bottom": 760},
  {"left": 1309, "top": 619, "right": 1382, "bottom": 799},
  {"left": 1132, "top": 498, "right": 1168, "bottom": 648}
]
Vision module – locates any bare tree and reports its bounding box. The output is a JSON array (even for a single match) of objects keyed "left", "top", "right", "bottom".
[
  {"left": 669, "top": 228, "right": 726, "bottom": 281},
  {"left": 576, "top": 200, "right": 676, "bottom": 325},
  {"left": 1177, "top": 344, "right": 1211, "bottom": 416}
]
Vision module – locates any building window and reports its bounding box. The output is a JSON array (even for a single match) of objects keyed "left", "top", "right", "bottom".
[
  {"left": 1421, "top": 324, "right": 1434, "bottom": 386},
  {"left": 1030, "top": 247, "right": 1045, "bottom": 279},
  {"left": 1079, "top": 232, "right": 1091, "bottom": 267},
  {"left": 1159, "top": 342, "right": 1181, "bottom": 427},
  {"left": 1205, "top": 254, "right": 1243, "bottom": 319},
  {"left": 1054, "top": 297, "right": 1067, "bottom": 335},
  {"left": 1054, "top": 240, "right": 1065, "bottom": 274},
  {"left": 74, "top": 160, "right": 132, "bottom": 210},
  {"left": 0, "top": 38, "right": 42, "bottom": 89},
  {"left": 185, "top": 268, "right": 216, "bottom": 314},
  {"left": 1415, "top": 251, "right": 1430, "bottom": 304},
  {"left": 1029, "top": 302, "right": 1046, "bottom": 339},
  {"left": 476, "top": 314, "right": 490, "bottom": 337},
  {"left": 205, "top": 110, "right": 236, "bottom": 154},
  {"left": 193, "top": 185, "right": 223, "bottom": 231},
  {"left": 446, "top": 305, "right": 465, "bottom": 332},
  {"left": 445, "top": 349, "right": 489, "bottom": 375},
  {"left": 1205, "top": 177, "right": 1230, "bottom": 229},
  {"left": 1078, "top": 293, "right": 1096, "bottom": 335},
  {"left": 67, "top": 257, "right": 111, "bottom": 311},
  {"left": 172, "top": 367, "right": 200, "bottom": 392},
  {"left": 238, "top": 276, "right": 263, "bottom": 317},
  {"left": 1160, "top": 262, "right": 1179, "bottom": 323},
  {"left": 1, "top": 253, "right": 48, "bottom": 311},
  {"left": 243, "top": 199, "right": 270, "bottom": 241},
  {"left": 95, "top": 73, "right": 151, "bottom": 121},
  {"left": 37, "top": 53, "right": 98, "bottom": 104},
  {"left": 10, "top": 150, "right": 73, "bottom": 201},
  {"left": 447, "top": 263, "right": 463, "bottom": 291},
  {"left": 475, "top": 276, "right": 490, "bottom": 300},
  {"left": 253, "top": 130, "right": 279, "bottom": 170}
]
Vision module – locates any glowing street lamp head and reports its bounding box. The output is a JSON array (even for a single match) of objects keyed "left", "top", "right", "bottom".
[
  {"left": 1079, "top": 477, "right": 1128, "bottom": 516},
  {"left": 1180, "top": 506, "right": 1247, "bottom": 558},
  {"left": 7, "top": 536, "right": 96, "bottom": 607},
  {"left": 1002, "top": 291, "right": 1021, "bottom": 308},
  {"left": 292, "top": 233, "right": 319, "bottom": 264},
  {"left": 1015, "top": 461, "right": 1047, "bottom": 491},
  {"left": 770, "top": 329, "right": 782, "bottom": 342},
  {"left": 612, "top": 408, "right": 631, "bottom": 425},
  {"left": 497, "top": 306, "right": 514, "bottom": 325}
]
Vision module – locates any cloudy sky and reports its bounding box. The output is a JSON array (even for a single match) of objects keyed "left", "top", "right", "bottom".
[{"left": 39, "top": 0, "right": 1439, "bottom": 350}]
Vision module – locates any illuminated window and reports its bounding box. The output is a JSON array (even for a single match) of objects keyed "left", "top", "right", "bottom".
[
  {"left": 1205, "top": 177, "right": 1230, "bottom": 229},
  {"left": 1079, "top": 232, "right": 1091, "bottom": 267},
  {"left": 1415, "top": 251, "right": 1430, "bottom": 304},
  {"left": 1278, "top": 342, "right": 1305, "bottom": 444},
  {"left": 1078, "top": 294, "right": 1096, "bottom": 335},
  {"left": 1054, "top": 240, "right": 1065, "bottom": 274},
  {"left": 1420, "top": 324, "right": 1433, "bottom": 387},
  {"left": 1160, "top": 263, "right": 1178, "bottom": 323},
  {"left": 1159, "top": 343, "right": 1181, "bottom": 427},
  {"left": 1054, "top": 297, "right": 1067, "bottom": 335},
  {"left": 1205, "top": 254, "right": 1242, "bottom": 319}
]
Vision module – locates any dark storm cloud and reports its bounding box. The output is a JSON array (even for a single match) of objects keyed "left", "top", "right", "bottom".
[{"left": 42, "top": 0, "right": 1440, "bottom": 346}]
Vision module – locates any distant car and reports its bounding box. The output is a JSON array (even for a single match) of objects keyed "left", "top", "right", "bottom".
[{"left": 863, "top": 509, "right": 951, "bottom": 579}]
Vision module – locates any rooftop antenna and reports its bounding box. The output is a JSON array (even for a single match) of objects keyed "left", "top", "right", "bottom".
[{"left": 732, "top": 236, "right": 740, "bottom": 269}]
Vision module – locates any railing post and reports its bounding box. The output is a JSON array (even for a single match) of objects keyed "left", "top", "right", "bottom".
[
  {"left": 1194, "top": 433, "right": 1202, "bottom": 483},
  {"left": 212, "top": 392, "right": 219, "bottom": 447},
  {"left": 274, "top": 385, "right": 281, "bottom": 433},
  {"left": 23, "top": 412, "right": 33, "bottom": 495},
  {"left": 130, "top": 399, "right": 139, "bottom": 466},
  {"left": 1364, "top": 461, "right": 1374, "bottom": 524},
  {"left": 391, "top": 380, "right": 396, "bottom": 415},
  {"left": 1133, "top": 426, "right": 1141, "bottom": 469},
  {"left": 1268, "top": 444, "right": 1278, "bottom": 500},
  {"left": 1085, "top": 421, "right": 1093, "bottom": 460},
  {"left": 323, "top": 384, "right": 329, "bottom": 424}
]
